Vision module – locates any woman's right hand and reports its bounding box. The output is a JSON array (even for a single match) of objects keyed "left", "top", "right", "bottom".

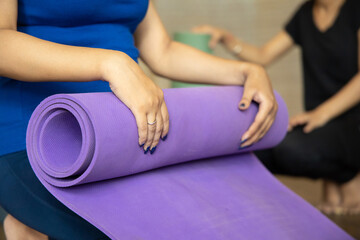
[{"left": 101, "top": 52, "right": 169, "bottom": 154}]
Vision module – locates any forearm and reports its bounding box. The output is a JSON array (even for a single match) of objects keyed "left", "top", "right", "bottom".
[
  {"left": 316, "top": 72, "right": 360, "bottom": 119},
  {"left": 222, "top": 33, "right": 267, "bottom": 66},
  {"left": 0, "top": 29, "right": 122, "bottom": 82},
  {"left": 149, "top": 41, "right": 253, "bottom": 85},
  {"left": 221, "top": 31, "right": 293, "bottom": 67}
]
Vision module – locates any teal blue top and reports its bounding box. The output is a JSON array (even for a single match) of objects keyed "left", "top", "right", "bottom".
[{"left": 0, "top": 0, "right": 149, "bottom": 155}]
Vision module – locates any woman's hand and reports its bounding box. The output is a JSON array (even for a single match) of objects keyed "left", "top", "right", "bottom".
[
  {"left": 288, "top": 108, "right": 330, "bottom": 133},
  {"left": 238, "top": 64, "right": 278, "bottom": 148},
  {"left": 192, "top": 25, "right": 235, "bottom": 49},
  {"left": 101, "top": 52, "right": 169, "bottom": 154}
]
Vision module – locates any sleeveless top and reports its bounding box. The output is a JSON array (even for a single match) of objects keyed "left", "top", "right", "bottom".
[{"left": 0, "top": 0, "right": 149, "bottom": 155}]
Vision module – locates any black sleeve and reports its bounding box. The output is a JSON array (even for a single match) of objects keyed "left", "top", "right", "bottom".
[{"left": 284, "top": 2, "right": 308, "bottom": 46}]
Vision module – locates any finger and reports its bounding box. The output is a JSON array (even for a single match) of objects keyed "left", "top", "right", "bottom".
[
  {"left": 258, "top": 110, "right": 276, "bottom": 140},
  {"left": 192, "top": 26, "right": 220, "bottom": 49},
  {"left": 144, "top": 112, "right": 157, "bottom": 154},
  {"left": 288, "top": 119, "right": 298, "bottom": 129},
  {"left": 133, "top": 111, "right": 148, "bottom": 148},
  {"left": 260, "top": 101, "right": 278, "bottom": 138},
  {"left": 209, "top": 34, "right": 221, "bottom": 49},
  {"left": 149, "top": 111, "right": 163, "bottom": 154},
  {"left": 303, "top": 122, "right": 315, "bottom": 134},
  {"left": 242, "top": 106, "right": 275, "bottom": 147},
  {"left": 241, "top": 100, "right": 272, "bottom": 142},
  {"left": 161, "top": 102, "right": 169, "bottom": 140},
  {"left": 290, "top": 114, "right": 308, "bottom": 127},
  {"left": 241, "top": 121, "right": 265, "bottom": 148},
  {"left": 238, "top": 88, "right": 255, "bottom": 110}
]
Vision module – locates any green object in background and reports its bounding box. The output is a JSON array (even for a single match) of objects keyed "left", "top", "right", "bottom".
[{"left": 172, "top": 32, "right": 213, "bottom": 88}]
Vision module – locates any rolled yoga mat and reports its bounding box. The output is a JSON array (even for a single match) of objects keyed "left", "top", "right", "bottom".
[
  {"left": 26, "top": 86, "right": 353, "bottom": 240},
  {"left": 172, "top": 32, "right": 213, "bottom": 88}
]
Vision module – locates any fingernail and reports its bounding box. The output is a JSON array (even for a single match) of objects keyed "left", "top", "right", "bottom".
[
  {"left": 144, "top": 146, "right": 150, "bottom": 154},
  {"left": 150, "top": 146, "right": 157, "bottom": 154},
  {"left": 240, "top": 138, "right": 248, "bottom": 144},
  {"left": 139, "top": 143, "right": 145, "bottom": 147},
  {"left": 161, "top": 135, "right": 168, "bottom": 141},
  {"left": 240, "top": 103, "right": 245, "bottom": 108},
  {"left": 238, "top": 144, "right": 250, "bottom": 150}
]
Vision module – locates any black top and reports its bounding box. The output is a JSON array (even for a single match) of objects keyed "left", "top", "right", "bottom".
[{"left": 285, "top": 0, "right": 360, "bottom": 111}]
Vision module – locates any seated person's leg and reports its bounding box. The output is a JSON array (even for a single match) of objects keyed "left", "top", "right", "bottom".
[
  {"left": 256, "top": 121, "right": 358, "bottom": 214},
  {"left": 257, "top": 123, "right": 356, "bottom": 182}
]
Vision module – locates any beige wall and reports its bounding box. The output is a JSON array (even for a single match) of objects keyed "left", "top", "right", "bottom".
[{"left": 145, "top": 0, "right": 304, "bottom": 116}]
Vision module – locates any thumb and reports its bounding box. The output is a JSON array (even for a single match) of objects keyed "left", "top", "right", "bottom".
[
  {"left": 239, "top": 89, "right": 254, "bottom": 111},
  {"left": 209, "top": 35, "right": 220, "bottom": 49},
  {"left": 303, "top": 122, "right": 314, "bottom": 134}
]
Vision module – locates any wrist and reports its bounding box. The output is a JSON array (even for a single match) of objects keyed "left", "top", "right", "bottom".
[
  {"left": 235, "top": 62, "right": 264, "bottom": 85},
  {"left": 314, "top": 104, "right": 333, "bottom": 122},
  {"left": 99, "top": 51, "right": 131, "bottom": 84},
  {"left": 223, "top": 33, "right": 242, "bottom": 55}
]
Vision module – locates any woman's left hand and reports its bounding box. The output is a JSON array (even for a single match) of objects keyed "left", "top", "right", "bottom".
[
  {"left": 288, "top": 108, "right": 330, "bottom": 133},
  {"left": 239, "top": 64, "right": 278, "bottom": 147}
]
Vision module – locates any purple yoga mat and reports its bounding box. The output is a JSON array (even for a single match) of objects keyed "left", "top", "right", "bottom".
[{"left": 27, "top": 86, "right": 353, "bottom": 239}]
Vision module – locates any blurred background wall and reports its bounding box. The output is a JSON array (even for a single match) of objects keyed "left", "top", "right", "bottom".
[{"left": 145, "top": 0, "right": 304, "bottom": 117}]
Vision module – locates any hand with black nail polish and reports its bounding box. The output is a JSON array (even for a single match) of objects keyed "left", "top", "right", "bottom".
[{"left": 238, "top": 64, "right": 278, "bottom": 148}]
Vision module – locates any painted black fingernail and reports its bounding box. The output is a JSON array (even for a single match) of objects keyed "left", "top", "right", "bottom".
[
  {"left": 161, "top": 135, "right": 168, "bottom": 141},
  {"left": 150, "top": 146, "right": 157, "bottom": 154},
  {"left": 139, "top": 143, "right": 145, "bottom": 147},
  {"left": 238, "top": 145, "right": 250, "bottom": 150},
  {"left": 240, "top": 138, "right": 248, "bottom": 144},
  {"left": 240, "top": 103, "right": 245, "bottom": 108},
  {"left": 144, "top": 146, "right": 150, "bottom": 154}
]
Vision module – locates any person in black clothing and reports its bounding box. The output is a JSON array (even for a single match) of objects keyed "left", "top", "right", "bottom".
[{"left": 194, "top": 0, "right": 360, "bottom": 214}]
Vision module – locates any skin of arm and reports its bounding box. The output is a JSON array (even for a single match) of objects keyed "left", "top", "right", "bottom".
[
  {"left": 289, "top": 30, "right": 360, "bottom": 133},
  {"left": 0, "top": 0, "right": 169, "bottom": 152},
  {"left": 192, "top": 25, "right": 294, "bottom": 67},
  {"left": 193, "top": 24, "right": 360, "bottom": 133},
  {"left": 135, "top": 2, "right": 278, "bottom": 147}
]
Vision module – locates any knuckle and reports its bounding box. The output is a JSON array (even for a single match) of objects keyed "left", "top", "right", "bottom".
[
  {"left": 268, "top": 101, "right": 275, "bottom": 109},
  {"left": 273, "top": 105, "right": 278, "bottom": 113},
  {"left": 154, "top": 98, "right": 161, "bottom": 107},
  {"left": 163, "top": 115, "right": 169, "bottom": 123},
  {"left": 157, "top": 89, "right": 164, "bottom": 99},
  {"left": 137, "top": 104, "right": 147, "bottom": 112},
  {"left": 148, "top": 99, "right": 156, "bottom": 107}
]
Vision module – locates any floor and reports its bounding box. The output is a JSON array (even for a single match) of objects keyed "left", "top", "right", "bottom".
[
  {"left": 0, "top": 176, "right": 359, "bottom": 240},
  {"left": 277, "top": 176, "right": 360, "bottom": 239}
]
